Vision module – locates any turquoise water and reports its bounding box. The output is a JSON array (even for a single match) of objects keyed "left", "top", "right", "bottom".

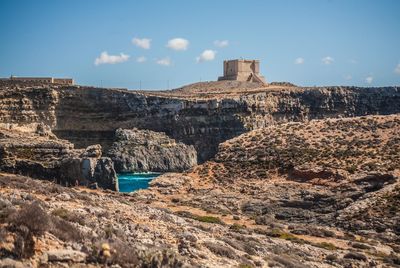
[{"left": 118, "top": 173, "right": 161, "bottom": 193}]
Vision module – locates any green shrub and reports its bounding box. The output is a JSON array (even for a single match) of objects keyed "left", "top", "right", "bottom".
[
  {"left": 230, "top": 223, "right": 246, "bottom": 232},
  {"left": 264, "top": 229, "right": 305, "bottom": 244},
  {"left": 314, "top": 242, "right": 337, "bottom": 250},
  {"left": 193, "top": 215, "right": 224, "bottom": 224},
  {"left": 52, "top": 208, "right": 85, "bottom": 226},
  {"left": 238, "top": 264, "right": 253, "bottom": 268},
  {"left": 51, "top": 208, "right": 69, "bottom": 219}
]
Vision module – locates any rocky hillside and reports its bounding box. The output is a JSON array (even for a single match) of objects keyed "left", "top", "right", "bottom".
[
  {"left": 108, "top": 128, "right": 197, "bottom": 173},
  {"left": 139, "top": 114, "right": 400, "bottom": 267},
  {"left": 1, "top": 80, "right": 399, "bottom": 162},
  {"left": 0, "top": 126, "right": 118, "bottom": 191},
  {"left": 0, "top": 114, "right": 399, "bottom": 267},
  {"left": 214, "top": 114, "right": 400, "bottom": 181}
]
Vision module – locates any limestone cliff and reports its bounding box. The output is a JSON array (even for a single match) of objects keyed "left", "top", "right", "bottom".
[
  {"left": 107, "top": 128, "right": 197, "bottom": 173},
  {"left": 1, "top": 80, "right": 399, "bottom": 163},
  {"left": 0, "top": 126, "right": 118, "bottom": 191}
]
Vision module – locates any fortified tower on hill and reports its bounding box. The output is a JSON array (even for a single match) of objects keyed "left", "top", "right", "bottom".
[{"left": 218, "top": 59, "right": 266, "bottom": 84}]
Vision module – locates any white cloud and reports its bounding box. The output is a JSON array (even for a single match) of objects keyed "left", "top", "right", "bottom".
[
  {"left": 394, "top": 63, "right": 400, "bottom": 75},
  {"left": 366, "top": 75, "right": 373, "bottom": 84},
  {"left": 166, "top": 38, "right": 189, "bottom": 51},
  {"left": 132, "top": 38, "right": 151, "bottom": 49},
  {"left": 322, "top": 56, "right": 334, "bottom": 65},
  {"left": 136, "top": 56, "right": 147, "bottom": 63},
  {"left": 196, "top": 50, "right": 216, "bottom": 63},
  {"left": 214, "top": 40, "right": 229, "bottom": 48},
  {"left": 156, "top": 57, "right": 171, "bottom": 66},
  {"left": 294, "top": 57, "right": 304, "bottom": 64},
  {"left": 94, "top": 51, "right": 130, "bottom": 66}
]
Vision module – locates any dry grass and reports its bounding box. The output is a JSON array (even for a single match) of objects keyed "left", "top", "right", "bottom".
[{"left": 210, "top": 115, "right": 400, "bottom": 181}]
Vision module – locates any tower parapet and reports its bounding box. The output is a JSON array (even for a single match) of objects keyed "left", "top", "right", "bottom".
[{"left": 218, "top": 59, "right": 266, "bottom": 84}]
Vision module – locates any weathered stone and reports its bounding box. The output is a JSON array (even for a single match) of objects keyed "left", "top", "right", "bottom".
[
  {"left": 2, "top": 81, "right": 399, "bottom": 163},
  {"left": 46, "top": 249, "right": 87, "bottom": 262},
  {"left": 94, "top": 157, "right": 118, "bottom": 191},
  {"left": 218, "top": 59, "right": 266, "bottom": 83},
  {"left": 108, "top": 128, "right": 197, "bottom": 173},
  {"left": 80, "top": 144, "right": 102, "bottom": 158},
  {"left": 0, "top": 128, "right": 118, "bottom": 191},
  {"left": 0, "top": 258, "right": 26, "bottom": 268}
]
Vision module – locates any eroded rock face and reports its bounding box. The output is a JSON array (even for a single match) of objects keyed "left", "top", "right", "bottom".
[
  {"left": 93, "top": 157, "right": 118, "bottom": 191},
  {"left": 1, "top": 81, "right": 399, "bottom": 163},
  {"left": 0, "top": 113, "right": 399, "bottom": 267},
  {"left": 0, "top": 127, "right": 118, "bottom": 191},
  {"left": 108, "top": 128, "right": 197, "bottom": 173}
]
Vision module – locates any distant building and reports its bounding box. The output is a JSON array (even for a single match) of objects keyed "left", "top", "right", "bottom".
[
  {"left": 218, "top": 59, "right": 266, "bottom": 84},
  {"left": 0, "top": 76, "right": 74, "bottom": 85}
]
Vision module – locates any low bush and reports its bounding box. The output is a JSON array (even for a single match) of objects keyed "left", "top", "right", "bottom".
[
  {"left": 269, "top": 254, "right": 308, "bottom": 268},
  {"left": 52, "top": 208, "right": 85, "bottom": 226},
  {"left": 351, "top": 242, "right": 371, "bottom": 250},
  {"left": 314, "top": 242, "right": 337, "bottom": 250},
  {"left": 343, "top": 252, "right": 367, "bottom": 261},
  {"left": 6, "top": 202, "right": 50, "bottom": 258},
  {"left": 203, "top": 241, "right": 237, "bottom": 259},
  {"left": 8, "top": 202, "right": 50, "bottom": 236},
  {"left": 51, "top": 216, "right": 82, "bottom": 242},
  {"left": 230, "top": 223, "right": 246, "bottom": 232},
  {"left": 325, "top": 254, "right": 338, "bottom": 262},
  {"left": 193, "top": 215, "right": 224, "bottom": 225}
]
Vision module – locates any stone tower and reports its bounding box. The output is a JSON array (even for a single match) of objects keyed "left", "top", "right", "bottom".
[{"left": 218, "top": 59, "right": 266, "bottom": 84}]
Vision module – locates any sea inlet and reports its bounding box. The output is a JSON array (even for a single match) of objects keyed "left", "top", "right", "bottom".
[{"left": 118, "top": 173, "right": 161, "bottom": 193}]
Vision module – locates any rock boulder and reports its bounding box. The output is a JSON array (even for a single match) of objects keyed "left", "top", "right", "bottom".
[{"left": 108, "top": 128, "right": 197, "bottom": 173}]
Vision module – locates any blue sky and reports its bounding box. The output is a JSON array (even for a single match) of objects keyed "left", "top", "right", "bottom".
[{"left": 0, "top": 0, "right": 399, "bottom": 89}]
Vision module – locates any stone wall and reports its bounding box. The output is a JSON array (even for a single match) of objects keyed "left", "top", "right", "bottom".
[{"left": 219, "top": 59, "right": 265, "bottom": 83}]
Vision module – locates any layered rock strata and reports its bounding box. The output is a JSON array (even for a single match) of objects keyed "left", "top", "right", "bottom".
[
  {"left": 0, "top": 126, "right": 118, "bottom": 191},
  {"left": 0, "top": 114, "right": 399, "bottom": 267},
  {"left": 107, "top": 128, "right": 197, "bottom": 173},
  {"left": 1, "top": 80, "right": 399, "bottom": 163}
]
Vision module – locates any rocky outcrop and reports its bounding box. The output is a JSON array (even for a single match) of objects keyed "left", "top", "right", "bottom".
[
  {"left": 213, "top": 114, "right": 399, "bottom": 234},
  {"left": 93, "top": 157, "right": 118, "bottom": 191},
  {"left": 107, "top": 128, "right": 197, "bottom": 173},
  {"left": 214, "top": 114, "right": 400, "bottom": 181},
  {"left": 1, "top": 80, "right": 399, "bottom": 162},
  {"left": 0, "top": 127, "right": 118, "bottom": 191},
  {"left": 139, "top": 114, "right": 400, "bottom": 262},
  {"left": 45, "top": 249, "right": 87, "bottom": 263},
  {"left": 2, "top": 172, "right": 396, "bottom": 268}
]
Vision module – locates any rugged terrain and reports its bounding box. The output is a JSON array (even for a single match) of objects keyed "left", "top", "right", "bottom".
[
  {"left": 0, "top": 126, "right": 118, "bottom": 191},
  {"left": 0, "top": 80, "right": 400, "bottom": 267},
  {"left": 141, "top": 114, "right": 400, "bottom": 266},
  {"left": 1, "top": 80, "right": 399, "bottom": 162},
  {"left": 1, "top": 114, "right": 399, "bottom": 267},
  {"left": 108, "top": 128, "right": 197, "bottom": 173}
]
